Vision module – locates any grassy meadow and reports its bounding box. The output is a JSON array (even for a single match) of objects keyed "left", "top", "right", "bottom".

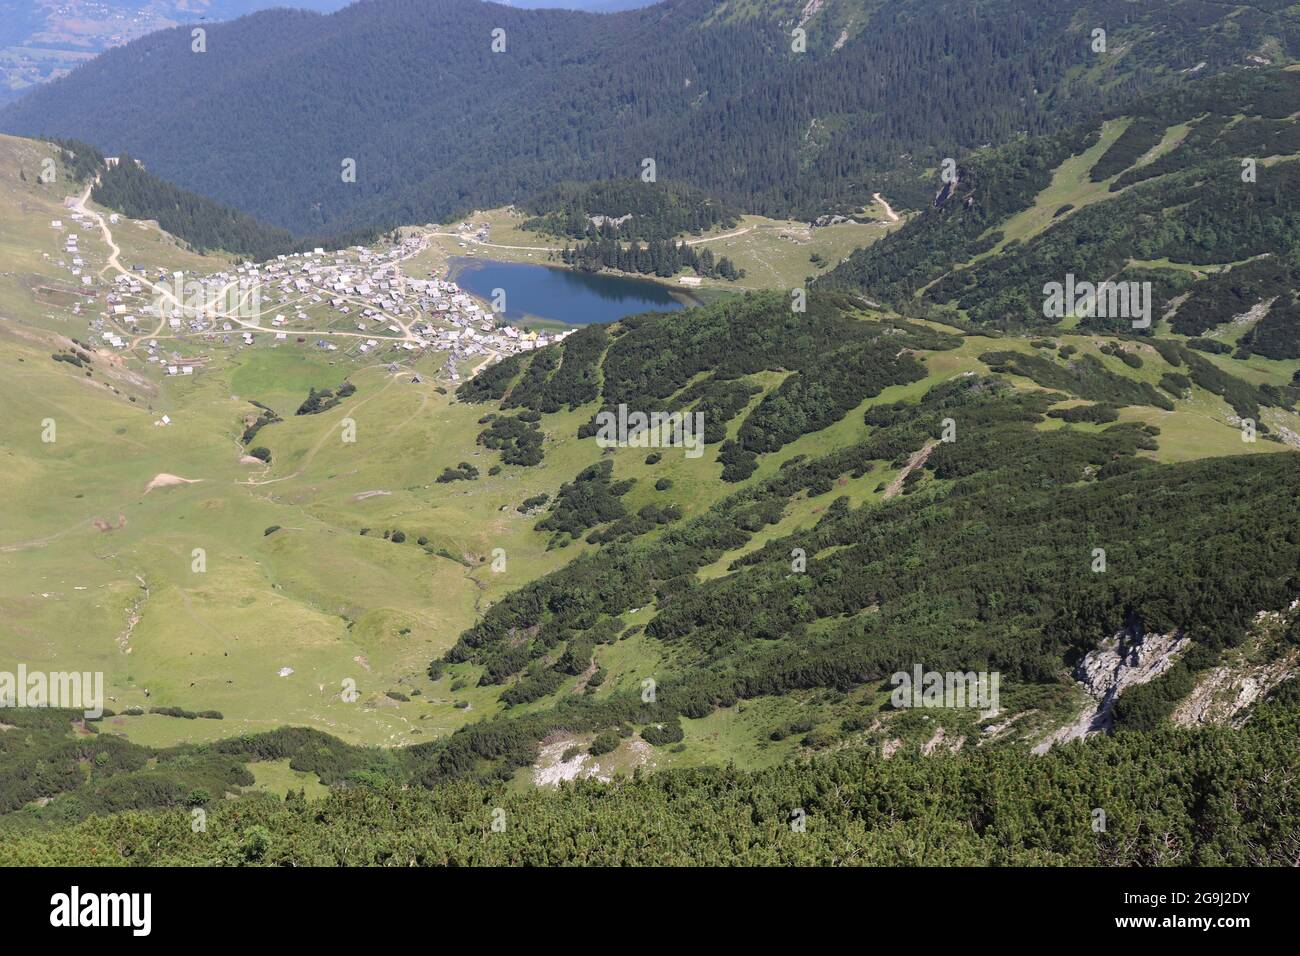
[{"left": 2, "top": 127, "right": 1299, "bottom": 771}]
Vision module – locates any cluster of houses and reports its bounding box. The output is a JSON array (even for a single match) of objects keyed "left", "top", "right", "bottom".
[
  {"left": 406, "top": 274, "right": 571, "bottom": 366},
  {"left": 70, "top": 229, "right": 574, "bottom": 383},
  {"left": 98, "top": 273, "right": 207, "bottom": 375},
  {"left": 201, "top": 239, "right": 573, "bottom": 366},
  {"left": 48, "top": 210, "right": 96, "bottom": 288},
  {"left": 452, "top": 220, "right": 491, "bottom": 245}
]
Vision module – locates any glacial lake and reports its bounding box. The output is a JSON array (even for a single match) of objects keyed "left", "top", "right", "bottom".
[{"left": 448, "top": 257, "right": 696, "bottom": 326}]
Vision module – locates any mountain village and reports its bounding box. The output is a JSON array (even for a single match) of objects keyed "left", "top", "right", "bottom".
[{"left": 44, "top": 210, "right": 572, "bottom": 386}]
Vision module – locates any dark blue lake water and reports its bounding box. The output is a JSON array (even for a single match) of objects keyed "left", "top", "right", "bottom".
[{"left": 449, "top": 257, "right": 695, "bottom": 325}]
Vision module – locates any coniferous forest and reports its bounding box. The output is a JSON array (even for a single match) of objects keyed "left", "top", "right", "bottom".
[{"left": 7, "top": 0, "right": 1296, "bottom": 235}]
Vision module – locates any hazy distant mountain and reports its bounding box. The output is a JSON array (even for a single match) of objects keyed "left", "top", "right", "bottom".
[
  {"left": 0, "top": 0, "right": 352, "bottom": 103},
  {"left": 5, "top": 0, "right": 1294, "bottom": 235},
  {"left": 503, "top": 0, "right": 654, "bottom": 10}
]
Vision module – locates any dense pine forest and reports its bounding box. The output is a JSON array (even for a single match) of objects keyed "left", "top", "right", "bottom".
[
  {"left": 6, "top": 0, "right": 1296, "bottom": 234},
  {"left": 819, "top": 70, "right": 1300, "bottom": 345},
  {"left": 95, "top": 159, "right": 389, "bottom": 258},
  {"left": 48, "top": 138, "right": 378, "bottom": 259},
  {"left": 529, "top": 178, "right": 747, "bottom": 278},
  {"left": 3, "top": 685, "right": 1298, "bottom": 865},
  {"left": 92, "top": 152, "right": 302, "bottom": 260},
  {"left": 520, "top": 179, "right": 739, "bottom": 242},
  {"left": 560, "top": 234, "right": 743, "bottom": 280}
]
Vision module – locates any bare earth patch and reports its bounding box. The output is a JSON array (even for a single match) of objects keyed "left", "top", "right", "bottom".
[
  {"left": 883, "top": 441, "right": 936, "bottom": 499},
  {"left": 531, "top": 735, "right": 654, "bottom": 786},
  {"left": 873, "top": 192, "right": 901, "bottom": 222},
  {"left": 144, "top": 473, "right": 202, "bottom": 493}
]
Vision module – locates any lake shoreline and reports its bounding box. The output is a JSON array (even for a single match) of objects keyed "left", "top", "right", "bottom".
[{"left": 447, "top": 255, "right": 705, "bottom": 327}]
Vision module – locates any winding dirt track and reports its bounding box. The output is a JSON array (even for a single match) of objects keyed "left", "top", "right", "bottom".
[
  {"left": 77, "top": 182, "right": 433, "bottom": 351},
  {"left": 430, "top": 223, "right": 756, "bottom": 255},
  {"left": 238, "top": 369, "right": 401, "bottom": 487}
]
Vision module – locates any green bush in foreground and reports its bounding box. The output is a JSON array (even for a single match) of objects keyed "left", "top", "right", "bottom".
[{"left": 2, "top": 686, "right": 1296, "bottom": 867}]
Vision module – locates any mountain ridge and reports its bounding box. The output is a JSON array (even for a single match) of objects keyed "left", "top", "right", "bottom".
[{"left": 6, "top": 0, "right": 1294, "bottom": 236}]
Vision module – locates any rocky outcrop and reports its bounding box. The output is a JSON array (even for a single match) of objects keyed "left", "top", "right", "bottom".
[
  {"left": 1171, "top": 656, "right": 1297, "bottom": 727},
  {"left": 1036, "top": 601, "right": 1300, "bottom": 752},
  {"left": 1172, "top": 605, "right": 1300, "bottom": 728},
  {"left": 921, "top": 726, "right": 965, "bottom": 755},
  {"left": 1033, "top": 628, "right": 1189, "bottom": 754}
]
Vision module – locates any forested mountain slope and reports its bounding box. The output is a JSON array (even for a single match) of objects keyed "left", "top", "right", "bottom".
[
  {"left": 426, "top": 301, "right": 1300, "bottom": 780},
  {"left": 0, "top": 2, "right": 354, "bottom": 105},
  {"left": 41, "top": 137, "right": 380, "bottom": 259},
  {"left": 4, "top": 684, "right": 1299, "bottom": 865},
  {"left": 3, "top": 0, "right": 1294, "bottom": 235},
  {"left": 90, "top": 145, "right": 384, "bottom": 257},
  {"left": 3, "top": 165, "right": 1299, "bottom": 857},
  {"left": 518, "top": 179, "right": 739, "bottom": 241},
  {"left": 818, "top": 68, "right": 1300, "bottom": 350}
]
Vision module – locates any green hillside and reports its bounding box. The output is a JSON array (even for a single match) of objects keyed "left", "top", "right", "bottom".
[
  {"left": 2, "top": 45, "right": 1299, "bottom": 866},
  {"left": 819, "top": 69, "right": 1300, "bottom": 349}
]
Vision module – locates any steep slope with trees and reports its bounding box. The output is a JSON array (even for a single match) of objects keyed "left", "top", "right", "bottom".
[
  {"left": 4, "top": 0, "right": 1293, "bottom": 235},
  {"left": 818, "top": 69, "right": 1300, "bottom": 345}
]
